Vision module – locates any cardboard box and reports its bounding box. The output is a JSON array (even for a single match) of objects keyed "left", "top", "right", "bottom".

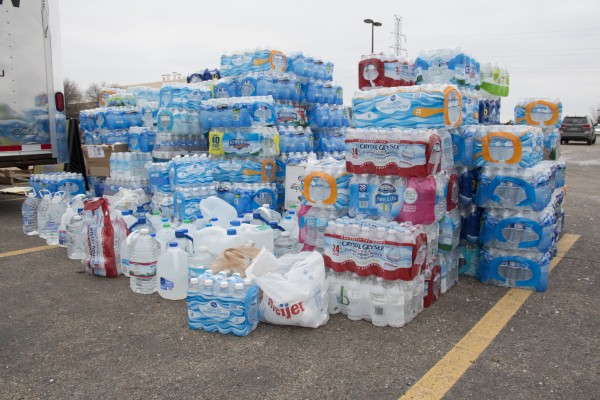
[{"left": 82, "top": 144, "right": 129, "bottom": 177}]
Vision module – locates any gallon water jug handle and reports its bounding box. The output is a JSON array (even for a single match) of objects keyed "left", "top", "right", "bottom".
[
  {"left": 58, "top": 178, "right": 85, "bottom": 196},
  {"left": 488, "top": 176, "right": 535, "bottom": 206},
  {"left": 487, "top": 255, "right": 543, "bottom": 290},
  {"left": 480, "top": 131, "right": 522, "bottom": 164},
  {"left": 39, "top": 189, "right": 51, "bottom": 198},
  {"left": 495, "top": 217, "right": 542, "bottom": 249}
]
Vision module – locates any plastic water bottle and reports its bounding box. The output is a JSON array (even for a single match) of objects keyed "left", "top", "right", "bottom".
[
  {"left": 129, "top": 228, "right": 161, "bottom": 294},
  {"left": 156, "top": 222, "right": 176, "bottom": 252},
  {"left": 45, "top": 192, "right": 66, "bottom": 245},
  {"left": 156, "top": 242, "right": 189, "bottom": 300},
  {"left": 36, "top": 191, "right": 52, "bottom": 239},
  {"left": 66, "top": 215, "right": 85, "bottom": 259},
  {"left": 189, "top": 245, "right": 215, "bottom": 268},
  {"left": 274, "top": 231, "right": 298, "bottom": 257},
  {"left": 22, "top": 189, "right": 40, "bottom": 235}
]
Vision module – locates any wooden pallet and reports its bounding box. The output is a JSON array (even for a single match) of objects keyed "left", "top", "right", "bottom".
[{"left": 0, "top": 167, "right": 32, "bottom": 185}]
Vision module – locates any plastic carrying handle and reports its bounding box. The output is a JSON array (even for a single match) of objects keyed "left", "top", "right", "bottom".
[
  {"left": 58, "top": 179, "right": 86, "bottom": 196},
  {"left": 488, "top": 176, "right": 536, "bottom": 207},
  {"left": 487, "top": 255, "right": 543, "bottom": 290},
  {"left": 480, "top": 131, "right": 522, "bottom": 164},
  {"left": 302, "top": 171, "right": 338, "bottom": 206},
  {"left": 495, "top": 217, "right": 542, "bottom": 249},
  {"left": 517, "top": 100, "right": 559, "bottom": 127}
]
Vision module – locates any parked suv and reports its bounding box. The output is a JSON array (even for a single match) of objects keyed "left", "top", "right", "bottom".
[{"left": 560, "top": 116, "right": 596, "bottom": 145}]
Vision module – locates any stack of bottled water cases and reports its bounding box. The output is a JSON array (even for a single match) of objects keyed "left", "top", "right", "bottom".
[
  {"left": 299, "top": 155, "right": 350, "bottom": 252},
  {"left": 170, "top": 154, "right": 214, "bottom": 221},
  {"left": 187, "top": 271, "right": 260, "bottom": 336},
  {"left": 153, "top": 105, "right": 207, "bottom": 161},
  {"left": 515, "top": 98, "right": 563, "bottom": 161},
  {"left": 103, "top": 152, "right": 152, "bottom": 195},
  {"left": 472, "top": 111, "right": 565, "bottom": 290}
]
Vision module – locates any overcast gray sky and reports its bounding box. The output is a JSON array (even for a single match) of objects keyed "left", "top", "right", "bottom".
[{"left": 59, "top": 0, "right": 600, "bottom": 122}]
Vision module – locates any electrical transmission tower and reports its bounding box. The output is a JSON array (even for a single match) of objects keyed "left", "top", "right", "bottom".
[{"left": 389, "top": 15, "right": 407, "bottom": 57}]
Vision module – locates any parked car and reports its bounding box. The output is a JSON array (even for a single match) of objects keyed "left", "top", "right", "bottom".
[{"left": 560, "top": 116, "right": 596, "bottom": 145}]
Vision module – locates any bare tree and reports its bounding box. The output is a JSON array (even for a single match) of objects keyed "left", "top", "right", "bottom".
[
  {"left": 85, "top": 81, "right": 120, "bottom": 105},
  {"left": 589, "top": 104, "right": 600, "bottom": 124},
  {"left": 63, "top": 78, "right": 84, "bottom": 119}
]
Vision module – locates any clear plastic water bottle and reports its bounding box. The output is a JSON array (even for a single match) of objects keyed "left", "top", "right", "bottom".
[
  {"left": 36, "top": 191, "right": 52, "bottom": 239},
  {"left": 66, "top": 215, "right": 85, "bottom": 259},
  {"left": 22, "top": 189, "right": 40, "bottom": 236},
  {"left": 129, "top": 228, "right": 161, "bottom": 294},
  {"left": 274, "top": 231, "right": 298, "bottom": 257},
  {"left": 189, "top": 245, "right": 215, "bottom": 269},
  {"left": 45, "top": 192, "right": 66, "bottom": 245}
]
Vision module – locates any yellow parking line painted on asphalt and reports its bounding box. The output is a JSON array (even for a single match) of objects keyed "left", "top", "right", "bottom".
[
  {"left": 0, "top": 244, "right": 59, "bottom": 259},
  {"left": 400, "top": 233, "right": 580, "bottom": 400}
]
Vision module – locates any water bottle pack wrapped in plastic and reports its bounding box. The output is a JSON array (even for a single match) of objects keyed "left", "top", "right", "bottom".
[
  {"left": 478, "top": 95, "right": 502, "bottom": 126},
  {"left": 79, "top": 107, "right": 143, "bottom": 132},
  {"left": 187, "top": 272, "right": 260, "bottom": 336},
  {"left": 274, "top": 102, "right": 308, "bottom": 126},
  {"left": 415, "top": 48, "right": 480, "bottom": 88},
  {"left": 212, "top": 157, "right": 277, "bottom": 183},
  {"left": 348, "top": 172, "right": 457, "bottom": 225},
  {"left": 105, "top": 92, "right": 136, "bottom": 107},
  {"left": 214, "top": 182, "right": 278, "bottom": 214},
  {"left": 480, "top": 203, "right": 556, "bottom": 254},
  {"left": 358, "top": 54, "right": 416, "bottom": 90},
  {"left": 208, "top": 127, "right": 279, "bottom": 157},
  {"left": 306, "top": 104, "right": 351, "bottom": 128},
  {"left": 169, "top": 154, "right": 214, "bottom": 190},
  {"left": 327, "top": 271, "right": 424, "bottom": 327},
  {"left": 187, "top": 68, "right": 220, "bottom": 83},
  {"left": 479, "top": 247, "right": 551, "bottom": 292},
  {"left": 128, "top": 127, "right": 157, "bottom": 153},
  {"left": 174, "top": 186, "right": 217, "bottom": 220},
  {"left": 148, "top": 162, "right": 172, "bottom": 194},
  {"left": 298, "top": 206, "right": 346, "bottom": 251},
  {"left": 514, "top": 98, "right": 562, "bottom": 129},
  {"left": 313, "top": 128, "right": 347, "bottom": 157},
  {"left": 151, "top": 133, "right": 207, "bottom": 161},
  {"left": 352, "top": 85, "right": 463, "bottom": 129},
  {"left": 345, "top": 128, "right": 442, "bottom": 177},
  {"left": 323, "top": 218, "right": 427, "bottom": 281},
  {"left": 156, "top": 108, "right": 202, "bottom": 134},
  {"left": 479, "top": 63, "right": 510, "bottom": 97},
  {"left": 476, "top": 161, "right": 557, "bottom": 211},
  {"left": 301, "top": 156, "right": 350, "bottom": 211},
  {"left": 474, "top": 125, "right": 544, "bottom": 168},
  {"left": 129, "top": 86, "right": 160, "bottom": 106},
  {"left": 221, "top": 48, "right": 334, "bottom": 81},
  {"left": 278, "top": 126, "right": 314, "bottom": 154},
  {"left": 102, "top": 177, "right": 151, "bottom": 196},
  {"left": 460, "top": 89, "right": 481, "bottom": 125},
  {"left": 110, "top": 152, "right": 152, "bottom": 179},
  {"left": 451, "top": 126, "right": 477, "bottom": 167},
  {"left": 201, "top": 97, "right": 276, "bottom": 129},
  {"left": 29, "top": 173, "right": 86, "bottom": 197},
  {"left": 159, "top": 83, "right": 212, "bottom": 110}
]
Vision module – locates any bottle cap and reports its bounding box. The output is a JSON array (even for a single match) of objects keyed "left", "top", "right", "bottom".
[
  {"left": 204, "top": 279, "right": 213, "bottom": 286},
  {"left": 183, "top": 219, "right": 191, "bottom": 224},
  {"left": 140, "top": 228, "right": 149, "bottom": 235},
  {"left": 281, "top": 231, "right": 290, "bottom": 237},
  {"left": 190, "top": 278, "right": 199, "bottom": 284},
  {"left": 73, "top": 216, "right": 82, "bottom": 221},
  {"left": 169, "top": 242, "right": 178, "bottom": 247},
  {"left": 163, "top": 223, "right": 170, "bottom": 228},
  {"left": 210, "top": 217, "right": 219, "bottom": 222},
  {"left": 220, "top": 281, "right": 229, "bottom": 288},
  {"left": 235, "top": 283, "right": 244, "bottom": 290},
  {"left": 227, "top": 228, "right": 237, "bottom": 236},
  {"left": 230, "top": 220, "right": 241, "bottom": 227}
]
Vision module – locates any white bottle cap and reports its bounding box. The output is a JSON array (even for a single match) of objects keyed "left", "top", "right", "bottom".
[
  {"left": 235, "top": 283, "right": 244, "bottom": 290},
  {"left": 204, "top": 279, "right": 213, "bottom": 287},
  {"left": 190, "top": 278, "right": 199, "bottom": 284},
  {"left": 220, "top": 281, "right": 229, "bottom": 288}
]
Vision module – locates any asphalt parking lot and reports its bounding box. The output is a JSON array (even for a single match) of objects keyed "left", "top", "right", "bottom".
[{"left": 1, "top": 142, "right": 599, "bottom": 400}]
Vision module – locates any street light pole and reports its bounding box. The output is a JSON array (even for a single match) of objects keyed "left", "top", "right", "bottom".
[{"left": 364, "top": 19, "right": 382, "bottom": 54}]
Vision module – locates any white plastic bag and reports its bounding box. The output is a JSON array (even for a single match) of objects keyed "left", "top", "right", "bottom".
[{"left": 246, "top": 250, "right": 329, "bottom": 328}]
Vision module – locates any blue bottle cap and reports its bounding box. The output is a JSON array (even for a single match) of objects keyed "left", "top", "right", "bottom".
[
  {"left": 121, "top": 210, "right": 131, "bottom": 215},
  {"left": 227, "top": 228, "right": 237, "bottom": 236},
  {"left": 231, "top": 220, "right": 241, "bottom": 227},
  {"left": 169, "top": 242, "right": 178, "bottom": 247},
  {"left": 210, "top": 217, "right": 218, "bottom": 222}
]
